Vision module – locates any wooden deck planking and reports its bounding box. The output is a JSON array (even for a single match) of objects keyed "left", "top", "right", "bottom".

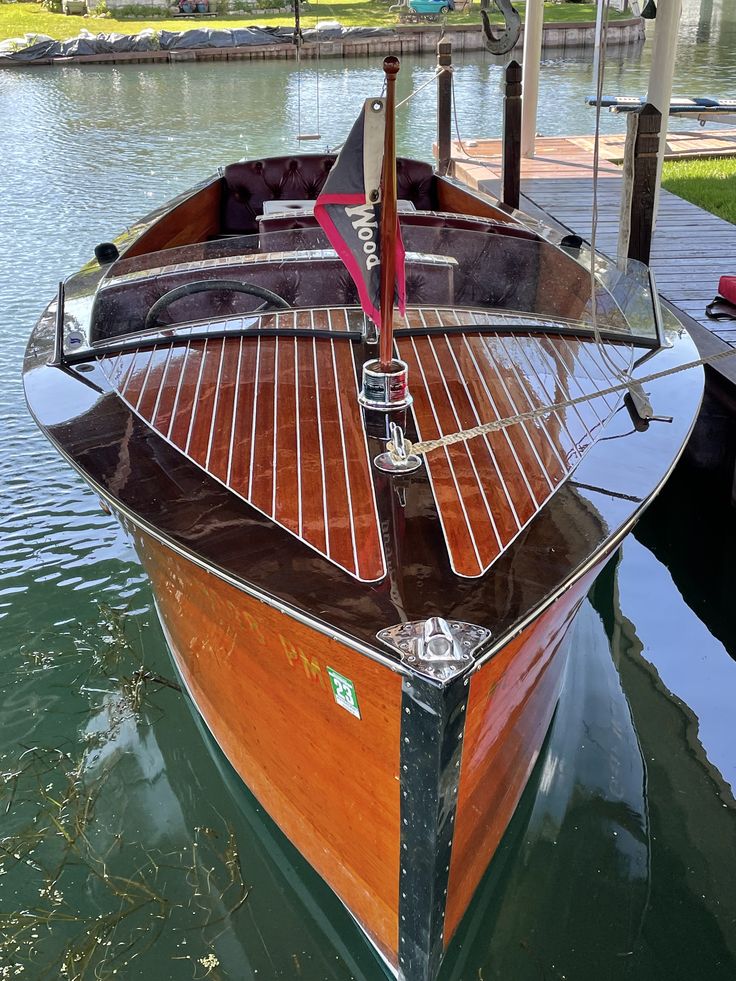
[
  {"left": 99, "top": 332, "right": 387, "bottom": 583},
  {"left": 398, "top": 332, "right": 628, "bottom": 578},
  {"left": 452, "top": 133, "right": 736, "bottom": 382},
  {"left": 100, "top": 312, "right": 634, "bottom": 583}
]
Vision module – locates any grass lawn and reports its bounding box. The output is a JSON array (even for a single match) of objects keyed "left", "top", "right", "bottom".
[
  {"left": 662, "top": 157, "right": 736, "bottom": 226},
  {"left": 0, "top": 1, "right": 628, "bottom": 42}
]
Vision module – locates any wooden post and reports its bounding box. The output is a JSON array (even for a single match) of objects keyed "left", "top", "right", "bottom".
[
  {"left": 379, "top": 56, "right": 400, "bottom": 371},
  {"left": 436, "top": 40, "right": 452, "bottom": 177},
  {"left": 520, "top": 0, "right": 544, "bottom": 158},
  {"left": 617, "top": 103, "right": 662, "bottom": 266},
  {"left": 502, "top": 60, "right": 522, "bottom": 210}
]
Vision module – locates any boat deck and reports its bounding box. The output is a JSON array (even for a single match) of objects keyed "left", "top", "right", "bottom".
[
  {"left": 451, "top": 132, "right": 736, "bottom": 388},
  {"left": 98, "top": 306, "right": 633, "bottom": 582}
]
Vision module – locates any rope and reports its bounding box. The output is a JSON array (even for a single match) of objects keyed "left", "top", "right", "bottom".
[
  {"left": 329, "top": 65, "right": 453, "bottom": 154},
  {"left": 389, "top": 346, "right": 736, "bottom": 460},
  {"left": 450, "top": 68, "right": 481, "bottom": 162},
  {"left": 589, "top": 0, "right": 627, "bottom": 385},
  {"left": 396, "top": 65, "right": 451, "bottom": 110}
]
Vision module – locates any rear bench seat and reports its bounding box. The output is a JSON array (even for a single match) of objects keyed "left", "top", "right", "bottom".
[{"left": 221, "top": 155, "right": 437, "bottom": 235}]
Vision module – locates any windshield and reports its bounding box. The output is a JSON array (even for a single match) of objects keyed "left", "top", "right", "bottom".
[{"left": 78, "top": 225, "right": 659, "bottom": 352}]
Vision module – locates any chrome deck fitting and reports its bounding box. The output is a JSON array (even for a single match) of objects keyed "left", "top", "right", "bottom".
[
  {"left": 358, "top": 357, "right": 413, "bottom": 411},
  {"left": 377, "top": 617, "right": 491, "bottom": 681},
  {"left": 374, "top": 423, "right": 422, "bottom": 474}
]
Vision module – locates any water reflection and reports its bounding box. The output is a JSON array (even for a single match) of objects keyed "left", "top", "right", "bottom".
[{"left": 441, "top": 488, "right": 736, "bottom": 980}]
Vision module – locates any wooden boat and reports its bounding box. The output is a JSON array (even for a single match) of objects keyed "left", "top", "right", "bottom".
[{"left": 24, "top": 58, "right": 703, "bottom": 981}]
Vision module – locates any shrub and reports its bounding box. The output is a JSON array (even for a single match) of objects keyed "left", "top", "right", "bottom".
[{"left": 113, "top": 2, "right": 169, "bottom": 14}]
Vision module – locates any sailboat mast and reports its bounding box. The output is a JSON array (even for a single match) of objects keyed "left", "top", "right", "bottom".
[{"left": 379, "top": 56, "right": 400, "bottom": 372}]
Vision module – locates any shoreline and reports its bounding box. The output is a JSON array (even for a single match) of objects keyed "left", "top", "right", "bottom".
[{"left": 1, "top": 16, "right": 644, "bottom": 68}]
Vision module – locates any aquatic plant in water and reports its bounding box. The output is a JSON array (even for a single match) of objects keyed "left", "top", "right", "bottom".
[{"left": 0, "top": 603, "right": 248, "bottom": 979}]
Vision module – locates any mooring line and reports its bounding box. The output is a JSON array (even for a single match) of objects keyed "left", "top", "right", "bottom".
[{"left": 390, "top": 346, "right": 736, "bottom": 460}]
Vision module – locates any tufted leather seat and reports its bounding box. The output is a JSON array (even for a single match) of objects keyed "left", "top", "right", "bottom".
[
  {"left": 222, "top": 155, "right": 437, "bottom": 235},
  {"left": 257, "top": 209, "right": 539, "bottom": 253}
]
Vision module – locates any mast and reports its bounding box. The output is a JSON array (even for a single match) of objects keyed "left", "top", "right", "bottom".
[
  {"left": 379, "top": 55, "right": 400, "bottom": 372},
  {"left": 355, "top": 55, "right": 413, "bottom": 421}
]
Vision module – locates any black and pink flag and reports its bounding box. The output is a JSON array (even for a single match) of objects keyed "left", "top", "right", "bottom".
[{"left": 314, "top": 98, "right": 406, "bottom": 328}]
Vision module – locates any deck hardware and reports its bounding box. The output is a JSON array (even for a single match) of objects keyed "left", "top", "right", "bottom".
[
  {"left": 374, "top": 423, "right": 422, "bottom": 474},
  {"left": 359, "top": 358, "right": 413, "bottom": 411},
  {"left": 627, "top": 380, "right": 654, "bottom": 422},
  {"left": 480, "top": 0, "right": 522, "bottom": 56},
  {"left": 94, "top": 242, "right": 119, "bottom": 265},
  {"left": 362, "top": 316, "right": 379, "bottom": 345},
  {"left": 378, "top": 617, "right": 491, "bottom": 680}
]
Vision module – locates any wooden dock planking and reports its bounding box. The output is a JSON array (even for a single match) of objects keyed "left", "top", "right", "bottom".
[{"left": 452, "top": 132, "right": 736, "bottom": 386}]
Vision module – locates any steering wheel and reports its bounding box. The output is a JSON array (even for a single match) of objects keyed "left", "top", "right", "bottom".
[{"left": 144, "top": 279, "right": 291, "bottom": 331}]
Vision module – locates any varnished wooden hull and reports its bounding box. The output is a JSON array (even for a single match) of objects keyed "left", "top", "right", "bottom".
[
  {"left": 136, "top": 523, "right": 603, "bottom": 977},
  {"left": 136, "top": 526, "right": 404, "bottom": 967}
]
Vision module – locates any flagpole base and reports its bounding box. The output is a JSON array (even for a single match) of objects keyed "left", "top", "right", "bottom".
[{"left": 358, "top": 358, "right": 413, "bottom": 411}]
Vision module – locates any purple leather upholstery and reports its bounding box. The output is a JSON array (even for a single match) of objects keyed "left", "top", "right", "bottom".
[
  {"left": 257, "top": 210, "right": 538, "bottom": 253},
  {"left": 221, "top": 155, "right": 437, "bottom": 234}
]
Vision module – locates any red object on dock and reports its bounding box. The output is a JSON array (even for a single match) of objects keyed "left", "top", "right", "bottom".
[{"left": 719, "top": 275, "right": 736, "bottom": 305}]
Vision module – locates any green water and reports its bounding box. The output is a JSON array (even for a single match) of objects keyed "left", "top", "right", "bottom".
[{"left": 1, "top": 2, "right": 736, "bottom": 977}]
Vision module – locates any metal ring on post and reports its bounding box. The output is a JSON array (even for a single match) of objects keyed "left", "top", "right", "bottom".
[{"left": 359, "top": 358, "right": 413, "bottom": 411}]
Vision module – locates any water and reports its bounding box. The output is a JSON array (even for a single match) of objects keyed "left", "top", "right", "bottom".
[{"left": 1, "top": 1, "right": 735, "bottom": 977}]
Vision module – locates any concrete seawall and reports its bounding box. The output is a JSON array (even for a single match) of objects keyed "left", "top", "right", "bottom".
[{"left": 8, "top": 17, "right": 644, "bottom": 68}]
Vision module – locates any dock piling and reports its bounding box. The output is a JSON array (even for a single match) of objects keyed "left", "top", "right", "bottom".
[
  {"left": 618, "top": 103, "right": 662, "bottom": 267},
  {"left": 436, "top": 40, "right": 453, "bottom": 177},
  {"left": 501, "top": 60, "right": 522, "bottom": 210}
]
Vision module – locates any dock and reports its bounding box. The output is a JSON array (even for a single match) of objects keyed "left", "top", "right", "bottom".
[{"left": 452, "top": 129, "right": 736, "bottom": 389}]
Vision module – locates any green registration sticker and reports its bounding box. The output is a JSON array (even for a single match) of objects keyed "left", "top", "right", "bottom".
[{"left": 327, "top": 667, "right": 361, "bottom": 720}]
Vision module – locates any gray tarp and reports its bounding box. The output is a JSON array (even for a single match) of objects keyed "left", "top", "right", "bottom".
[
  {"left": 274, "top": 25, "right": 394, "bottom": 41},
  {"left": 0, "top": 25, "right": 395, "bottom": 64},
  {"left": 0, "top": 39, "right": 60, "bottom": 62},
  {"left": 158, "top": 27, "right": 286, "bottom": 49}
]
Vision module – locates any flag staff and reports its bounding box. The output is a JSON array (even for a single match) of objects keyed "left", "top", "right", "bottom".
[{"left": 379, "top": 55, "right": 400, "bottom": 372}]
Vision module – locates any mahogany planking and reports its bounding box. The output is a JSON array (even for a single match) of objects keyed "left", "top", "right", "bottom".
[
  {"left": 443, "top": 568, "right": 600, "bottom": 942},
  {"left": 136, "top": 527, "right": 404, "bottom": 966},
  {"left": 435, "top": 176, "right": 517, "bottom": 225},
  {"left": 122, "top": 179, "right": 222, "bottom": 259},
  {"left": 397, "top": 331, "right": 630, "bottom": 577},
  {"left": 101, "top": 319, "right": 633, "bottom": 585},
  {"left": 100, "top": 334, "right": 387, "bottom": 583}
]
